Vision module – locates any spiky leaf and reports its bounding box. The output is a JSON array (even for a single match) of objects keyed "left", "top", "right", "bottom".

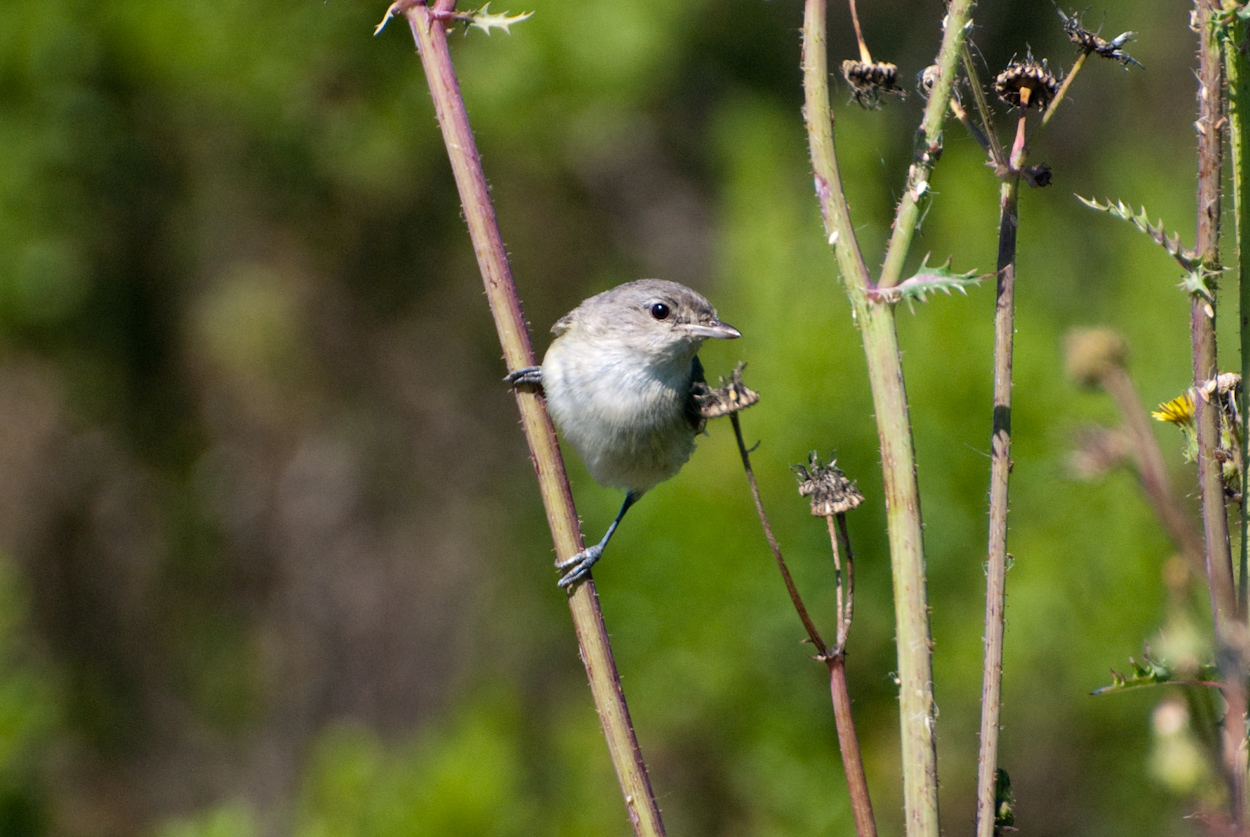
[
  {"left": 465, "top": 3, "right": 533, "bottom": 34},
  {"left": 870, "top": 257, "right": 981, "bottom": 311},
  {"left": 1091, "top": 654, "right": 1219, "bottom": 695},
  {"left": 1078, "top": 196, "right": 1200, "bottom": 271}
]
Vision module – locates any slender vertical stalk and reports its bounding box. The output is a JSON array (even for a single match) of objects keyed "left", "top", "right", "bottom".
[
  {"left": 878, "top": 0, "right": 977, "bottom": 290},
  {"left": 829, "top": 659, "right": 876, "bottom": 837},
  {"left": 1227, "top": 7, "right": 1250, "bottom": 617},
  {"left": 975, "top": 173, "right": 1019, "bottom": 837},
  {"left": 800, "top": 1, "right": 975, "bottom": 834},
  {"left": 824, "top": 512, "right": 874, "bottom": 836},
  {"left": 800, "top": 2, "right": 973, "bottom": 834},
  {"left": 1193, "top": 3, "right": 1246, "bottom": 826},
  {"left": 730, "top": 417, "right": 877, "bottom": 837},
  {"left": 395, "top": 4, "right": 665, "bottom": 833},
  {"left": 1194, "top": 0, "right": 1235, "bottom": 632}
]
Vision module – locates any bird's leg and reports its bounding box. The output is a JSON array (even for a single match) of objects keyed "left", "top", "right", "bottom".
[
  {"left": 505, "top": 366, "right": 544, "bottom": 394},
  {"left": 557, "top": 490, "right": 641, "bottom": 588}
]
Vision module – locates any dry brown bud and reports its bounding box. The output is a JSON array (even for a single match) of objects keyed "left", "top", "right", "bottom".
[
  {"left": 841, "top": 59, "right": 904, "bottom": 109},
  {"left": 696, "top": 361, "right": 760, "bottom": 419},
  {"left": 994, "top": 56, "right": 1059, "bottom": 110},
  {"left": 794, "top": 453, "right": 863, "bottom": 516}
]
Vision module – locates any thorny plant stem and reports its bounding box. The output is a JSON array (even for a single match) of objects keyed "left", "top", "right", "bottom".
[
  {"left": 803, "top": 1, "right": 974, "bottom": 834},
  {"left": 1227, "top": 8, "right": 1250, "bottom": 618},
  {"left": 728, "top": 414, "right": 877, "bottom": 837},
  {"left": 395, "top": 4, "right": 665, "bottom": 834},
  {"left": 975, "top": 172, "right": 1019, "bottom": 837},
  {"left": 1193, "top": 2, "right": 1247, "bottom": 826},
  {"left": 959, "top": 36, "right": 1095, "bottom": 837},
  {"left": 877, "top": 0, "right": 976, "bottom": 291}
]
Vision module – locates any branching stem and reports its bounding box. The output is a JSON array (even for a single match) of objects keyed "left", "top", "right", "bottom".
[
  {"left": 802, "top": 1, "right": 974, "bottom": 833},
  {"left": 728, "top": 414, "right": 876, "bottom": 837}
]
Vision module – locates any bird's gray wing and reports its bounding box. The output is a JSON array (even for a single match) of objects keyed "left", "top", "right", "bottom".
[{"left": 684, "top": 355, "right": 710, "bottom": 434}]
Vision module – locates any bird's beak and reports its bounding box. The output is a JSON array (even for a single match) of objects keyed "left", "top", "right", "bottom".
[{"left": 685, "top": 320, "right": 741, "bottom": 340}]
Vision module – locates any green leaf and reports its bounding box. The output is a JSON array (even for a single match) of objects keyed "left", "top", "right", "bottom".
[
  {"left": 1091, "top": 653, "right": 1220, "bottom": 695},
  {"left": 869, "top": 256, "right": 982, "bottom": 311},
  {"left": 1077, "top": 196, "right": 1201, "bottom": 272}
]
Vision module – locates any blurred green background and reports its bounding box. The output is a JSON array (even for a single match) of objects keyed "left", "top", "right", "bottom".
[{"left": 0, "top": 0, "right": 1227, "bottom": 834}]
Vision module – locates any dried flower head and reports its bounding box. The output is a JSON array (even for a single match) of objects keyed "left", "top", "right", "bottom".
[
  {"left": 994, "top": 55, "right": 1058, "bottom": 110},
  {"left": 695, "top": 361, "right": 760, "bottom": 419},
  {"left": 1060, "top": 8, "right": 1141, "bottom": 68},
  {"left": 1198, "top": 372, "right": 1242, "bottom": 409},
  {"left": 794, "top": 453, "right": 863, "bottom": 517},
  {"left": 842, "top": 59, "right": 904, "bottom": 109}
]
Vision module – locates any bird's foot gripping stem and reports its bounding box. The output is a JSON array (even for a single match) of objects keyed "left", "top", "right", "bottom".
[
  {"left": 505, "top": 366, "right": 543, "bottom": 392},
  {"left": 555, "top": 491, "right": 639, "bottom": 590},
  {"left": 556, "top": 544, "right": 604, "bottom": 589}
]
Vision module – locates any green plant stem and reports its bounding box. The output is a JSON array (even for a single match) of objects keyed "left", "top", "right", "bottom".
[
  {"left": 974, "top": 174, "right": 1019, "bottom": 837},
  {"left": 801, "top": 0, "right": 871, "bottom": 301},
  {"left": 396, "top": 4, "right": 665, "bottom": 834},
  {"left": 878, "top": 0, "right": 975, "bottom": 290},
  {"left": 1193, "top": 2, "right": 1246, "bottom": 825},
  {"left": 801, "top": 3, "right": 973, "bottom": 836}
]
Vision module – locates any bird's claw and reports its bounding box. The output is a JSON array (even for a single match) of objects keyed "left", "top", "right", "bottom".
[
  {"left": 505, "top": 366, "right": 544, "bottom": 392},
  {"left": 556, "top": 544, "right": 603, "bottom": 589}
]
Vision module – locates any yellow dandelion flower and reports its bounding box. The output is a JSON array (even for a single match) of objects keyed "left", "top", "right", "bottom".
[{"left": 1152, "top": 394, "right": 1195, "bottom": 426}]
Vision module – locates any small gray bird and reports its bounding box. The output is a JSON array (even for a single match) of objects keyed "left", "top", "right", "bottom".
[{"left": 507, "top": 279, "right": 740, "bottom": 588}]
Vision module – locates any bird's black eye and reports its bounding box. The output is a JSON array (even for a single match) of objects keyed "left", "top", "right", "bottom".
[{"left": 649, "top": 302, "right": 671, "bottom": 320}]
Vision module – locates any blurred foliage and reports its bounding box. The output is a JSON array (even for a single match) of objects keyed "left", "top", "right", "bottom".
[{"left": 0, "top": 0, "right": 1232, "bottom": 834}]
